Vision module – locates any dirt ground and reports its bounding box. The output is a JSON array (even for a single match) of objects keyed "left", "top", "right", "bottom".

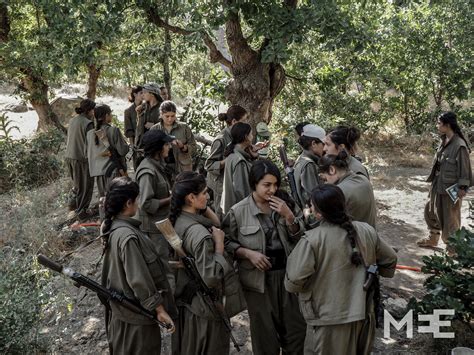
[{"left": 32, "top": 141, "right": 473, "bottom": 355}]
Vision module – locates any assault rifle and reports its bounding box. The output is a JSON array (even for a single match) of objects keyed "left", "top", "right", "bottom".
[
  {"left": 37, "top": 254, "right": 172, "bottom": 330},
  {"left": 95, "top": 129, "right": 127, "bottom": 177},
  {"left": 278, "top": 143, "right": 299, "bottom": 205},
  {"left": 155, "top": 219, "right": 241, "bottom": 352}
]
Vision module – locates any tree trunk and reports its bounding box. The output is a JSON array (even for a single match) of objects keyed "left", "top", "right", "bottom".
[
  {"left": 226, "top": 61, "right": 286, "bottom": 131},
  {"left": 163, "top": 27, "right": 172, "bottom": 99},
  {"left": 86, "top": 63, "right": 101, "bottom": 101},
  {"left": 21, "top": 75, "right": 66, "bottom": 133}
]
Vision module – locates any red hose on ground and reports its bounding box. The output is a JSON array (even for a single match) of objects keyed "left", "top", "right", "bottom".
[{"left": 396, "top": 265, "right": 422, "bottom": 272}]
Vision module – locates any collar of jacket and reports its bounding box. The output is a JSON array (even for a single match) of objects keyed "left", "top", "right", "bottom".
[
  {"left": 179, "top": 211, "right": 215, "bottom": 229},
  {"left": 157, "top": 120, "right": 179, "bottom": 132},
  {"left": 335, "top": 171, "right": 355, "bottom": 185},
  {"left": 302, "top": 150, "right": 320, "bottom": 164},
  {"left": 113, "top": 215, "right": 141, "bottom": 228},
  {"left": 234, "top": 145, "right": 253, "bottom": 160},
  {"left": 147, "top": 157, "right": 168, "bottom": 175}
]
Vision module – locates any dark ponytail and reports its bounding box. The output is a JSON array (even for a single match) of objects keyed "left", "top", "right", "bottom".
[
  {"left": 226, "top": 105, "right": 247, "bottom": 122},
  {"left": 439, "top": 112, "right": 471, "bottom": 152},
  {"left": 128, "top": 85, "right": 143, "bottom": 103},
  {"left": 93, "top": 104, "right": 112, "bottom": 145},
  {"left": 169, "top": 171, "right": 207, "bottom": 226},
  {"left": 224, "top": 122, "right": 252, "bottom": 157},
  {"left": 328, "top": 125, "right": 361, "bottom": 155},
  {"left": 319, "top": 150, "right": 349, "bottom": 174},
  {"left": 310, "top": 184, "right": 362, "bottom": 266},
  {"left": 75, "top": 99, "right": 96, "bottom": 116},
  {"left": 101, "top": 177, "right": 139, "bottom": 249}
]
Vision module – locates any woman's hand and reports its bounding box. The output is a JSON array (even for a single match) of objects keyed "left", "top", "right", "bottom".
[
  {"left": 245, "top": 249, "right": 272, "bottom": 271},
  {"left": 269, "top": 196, "right": 294, "bottom": 222},
  {"left": 156, "top": 305, "right": 175, "bottom": 334},
  {"left": 252, "top": 141, "right": 270, "bottom": 151},
  {"left": 458, "top": 189, "right": 467, "bottom": 199},
  {"left": 144, "top": 122, "right": 154, "bottom": 129},
  {"left": 211, "top": 227, "right": 225, "bottom": 254}
]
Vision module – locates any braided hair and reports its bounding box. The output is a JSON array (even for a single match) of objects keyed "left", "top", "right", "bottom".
[
  {"left": 169, "top": 171, "right": 207, "bottom": 226},
  {"left": 224, "top": 122, "right": 252, "bottom": 157},
  {"left": 438, "top": 112, "right": 471, "bottom": 152},
  {"left": 93, "top": 104, "right": 112, "bottom": 145},
  {"left": 319, "top": 150, "right": 349, "bottom": 174},
  {"left": 75, "top": 98, "right": 96, "bottom": 118},
  {"left": 101, "top": 177, "right": 139, "bottom": 249},
  {"left": 310, "top": 184, "right": 362, "bottom": 266}
]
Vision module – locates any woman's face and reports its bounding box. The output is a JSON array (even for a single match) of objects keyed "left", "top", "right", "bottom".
[
  {"left": 143, "top": 90, "right": 153, "bottom": 102},
  {"left": 245, "top": 130, "right": 254, "bottom": 145},
  {"left": 319, "top": 166, "right": 339, "bottom": 184},
  {"left": 323, "top": 135, "right": 341, "bottom": 155},
  {"left": 191, "top": 187, "right": 209, "bottom": 210},
  {"left": 161, "top": 111, "right": 176, "bottom": 126},
  {"left": 311, "top": 140, "right": 325, "bottom": 157},
  {"left": 437, "top": 119, "right": 449, "bottom": 134},
  {"left": 254, "top": 174, "right": 278, "bottom": 201},
  {"left": 160, "top": 142, "right": 171, "bottom": 159},
  {"left": 105, "top": 112, "right": 113, "bottom": 123},
  {"left": 134, "top": 90, "right": 144, "bottom": 103}
]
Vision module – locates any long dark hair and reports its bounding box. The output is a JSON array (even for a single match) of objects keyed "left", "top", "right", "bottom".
[
  {"left": 218, "top": 105, "right": 247, "bottom": 125},
  {"left": 249, "top": 159, "right": 296, "bottom": 211},
  {"left": 169, "top": 171, "right": 207, "bottom": 226},
  {"left": 224, "top": 122, "right": 252, "bottom": 157},
  {"left": 319, "top": 151, "right": 349, "bottom": 174},
  {"left": 160, "top": 100, "right": 177, "bottom": 114},
  {"left": 310, "top": 184, "right": 362, "bottom": 266},
  {"left": 128, "top": 85, "right": 143, "bottom": 103},
  {"left": 101, "top": 177, "right": 139, "bottom": 248},
  {"left": 75, "top": 99, "right": 96, "bottom": 117},
  {"left": 439, "top": 112, "right": 471, "bottom": 152},
  {"left": 93, "top": 104, "right": 112, "bottom": 145},
  {"left": 328, "top": 125, "right": 361, "bottom": 155}
]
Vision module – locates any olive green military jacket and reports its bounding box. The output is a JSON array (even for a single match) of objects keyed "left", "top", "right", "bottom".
[
  {"left": 293, "top": 150, "right": 321, "bottom": 208},
  {"left": 86, "top": 124, "right": 129, "bottom": 177},
  {"left": 124, "top": 103, "right": 138, "bottom": 139},
  {"left": 204, "top": 127, "right": 232, "bottom": 194},
  {"left": 337, "top": 172, "right": 377, "bottom": 228},
  {"left": 134, "top": 103, "right": 161, "bottom": 148},
  {"left": 348, "top": 155, "right": 369, "bottom": 179},
  {"left": 151, "top": 120, "right": 197, "bottom": 174},
  {"left": 220, "top": 146, "right": 254, "bottom": 215},
  {"left": 135, "top": 157, "right": 171, "bottom": 233},
  {"left": 174, "top": 212, "right": 246, "bottom": 319},
  {"left": 285, "top": 220, "right": 397, "bottom": 326},
  {"left": 223, "top": 195, "right": 305, "bottom": 294},
  {"left": 101, "top": 217, "right": 177, "bottom": 325},
  {"left": 65, "top": 114, "right": 93, "bottom": 161},
  {"left": 427, "top": 134, "right": 473, "bottom": 194}
]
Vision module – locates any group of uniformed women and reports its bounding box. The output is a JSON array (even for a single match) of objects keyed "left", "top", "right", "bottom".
[{"left": 65, "top": 86, "right": 472, "bottom": 354}]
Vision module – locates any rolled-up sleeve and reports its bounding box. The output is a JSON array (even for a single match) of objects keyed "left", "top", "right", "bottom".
[
  {"left": 376, "top": 235, "right": 397, "bottom": 278},
  {"left": 457, "top": 146, "right": 473, "bottom": 187},
  {"left": 120, "top": 238, "right": 163, "bottom": 311},
  {"left": 205, "top": 139, "right": 224, "bottom": 174},
  {"left": 185, "top": 125, "right": 197, "bottom": 156}
]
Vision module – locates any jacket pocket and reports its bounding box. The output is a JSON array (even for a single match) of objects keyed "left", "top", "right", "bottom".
[
  {"left": 238, "top": 225, "right": 261, "bottom": 250},
  {"left": 442, "top": 157, "right": 458, "bottom": 183},
  {"left": 141, "top": 247, "right": 167, "bottom": 285},
  {"left": 299, "top": 290, "right": 316, "bottom": 320}
]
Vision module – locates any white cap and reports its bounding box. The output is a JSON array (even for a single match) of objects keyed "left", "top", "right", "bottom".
[{"left": 301, "top": 124, "right": 326, "bottom": 141}]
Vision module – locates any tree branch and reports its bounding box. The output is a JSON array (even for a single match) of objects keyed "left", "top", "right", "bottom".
[
  {"left": 0, "top": 2, "right": 10, "bottom": 42},
  {"left": 146, "top": 7, "right": 232, "bottom": 68}
]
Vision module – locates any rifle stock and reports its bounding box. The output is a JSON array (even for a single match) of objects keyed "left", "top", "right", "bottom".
[{"left": 278, "top": 145, "right": 299, "bottom": 205}]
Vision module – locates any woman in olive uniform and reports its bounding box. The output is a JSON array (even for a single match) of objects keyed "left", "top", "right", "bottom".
[
  {"left": 319, "top": 151, "right": 377, "bottom": 228},
  {"left": 135, "top": 130, "right": 174, "bottom": 263},
  {"left": 124, "top": 86, "right": 143, "bottom": 170},
  {"left": 285, "top": 184, "right": 397, "bottom": 355},
  {"left": 101, "top": 177, "right": 176, "bottom": 355},
  {"left": 223, "top": 160, "right": 306, "bottom": 355},
  {"left": 323, "top": 125, "right": 369, "bottom": 179},
  {"left": 205, "top": 105, "right": 248, "bottom": 218},
  {"left": 87, "top": 104, "right": 129, "bottom": 198},
  {"left": 151, "top": 100, "right": 197, "bottom": 178},
  {"left": 134, "top": 83, "right": 163, "bottom": 149},
  {"left": 169, "top": 172, "right": 246, "bottom": 355},
  {"left": 65, "top": 99, "right": 95, "bottom": 221},
  {"left": 418, "top": 112, "right": 473, "bottom": 249},
  {"left": 220, "top": 122, "right": 257, "bottom": 216}
]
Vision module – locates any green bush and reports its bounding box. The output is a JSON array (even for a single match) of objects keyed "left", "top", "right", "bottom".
[
  {"left": 0, "top": 128, "right": 65, "bottom": 192},
  {"left": 0, "top": 250, "right": 49, "bottom": 353},
  {"left": 409, "top": 228, "right": 474, "bottom": 324}
]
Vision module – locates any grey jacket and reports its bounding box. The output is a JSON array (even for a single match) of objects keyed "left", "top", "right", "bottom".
[
  {"left": 204, "top": 127, "right": 232, "bottom": 194},
  {"left": 293, "top": 150, "right": 321, "bottom": 208},
  {"left": 65, "top": 114, "right": 93, "bottom": 161}
]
